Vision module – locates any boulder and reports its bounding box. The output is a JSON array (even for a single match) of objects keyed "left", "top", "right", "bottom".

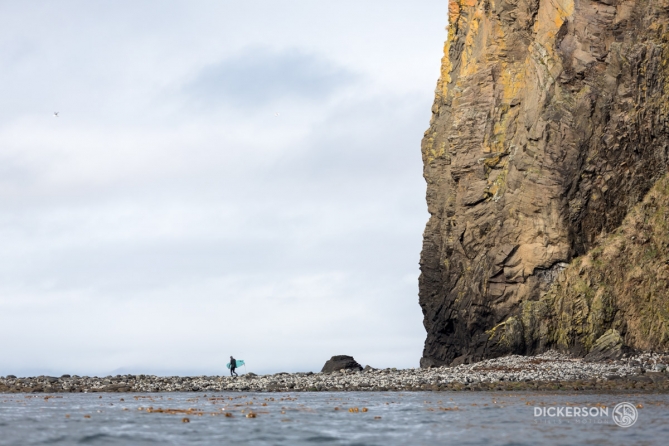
[
  {"left": 652, "top": 364, "right": 667, "bottom": 372},
  {"left": 585, "top": 329, "right": 624, "bottom": 362},
  {"left": 321, "top": 355, "right": 363, "bottom": 373}
]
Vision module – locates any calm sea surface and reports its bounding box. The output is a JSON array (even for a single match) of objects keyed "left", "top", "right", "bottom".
[{"left": 1, "top": 391, "right": 667, "bottom": 445}]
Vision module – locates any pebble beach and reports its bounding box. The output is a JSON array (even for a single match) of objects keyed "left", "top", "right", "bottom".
[{"left": 2, "top": 351, "right": 668, "bottom": 394}]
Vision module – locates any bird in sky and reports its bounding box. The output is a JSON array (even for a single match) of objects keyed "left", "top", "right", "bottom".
[
  {"left": 53, "top": 112, "right": 59, "bottom": 117},
  {"left": 274, "top": 112, "right": 280, "bottom": 117}
]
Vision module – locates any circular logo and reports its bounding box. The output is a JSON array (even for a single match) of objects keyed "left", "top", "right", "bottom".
[{"left": 612, "top": 402, "right": 638, "bottom": 428}]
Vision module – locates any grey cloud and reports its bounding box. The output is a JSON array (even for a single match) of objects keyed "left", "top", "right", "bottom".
[{"left": 184, "top": 47, "right": 357, "bottom": 109}]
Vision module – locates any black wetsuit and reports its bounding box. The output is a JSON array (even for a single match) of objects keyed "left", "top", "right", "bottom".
[{"left": 230, "top": 358, "right": 238, "bottom": 376}]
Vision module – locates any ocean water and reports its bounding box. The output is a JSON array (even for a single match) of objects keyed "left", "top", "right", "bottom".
[{"left": 1, "top": 391, "right": 667, "bottom": 445}]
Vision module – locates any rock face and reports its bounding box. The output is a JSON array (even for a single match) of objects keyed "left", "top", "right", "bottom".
[
  {"left": 420, "top": 0, "right": 669, "bottom": 366},
  {"left": 526, "top": 175, "right": 669, "bottom": 357},
  {"left": 321, "top": 355, "right": 363, "bottom": 373}
]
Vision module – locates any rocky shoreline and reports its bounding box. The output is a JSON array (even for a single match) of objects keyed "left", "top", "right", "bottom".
[{"left": 2, "top": 352, "right": 668, "bottom": 394}]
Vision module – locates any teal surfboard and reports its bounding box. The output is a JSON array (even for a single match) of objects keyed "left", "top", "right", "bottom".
[{"left": 226, "top": 360, "right": 245, "bottom": 369}]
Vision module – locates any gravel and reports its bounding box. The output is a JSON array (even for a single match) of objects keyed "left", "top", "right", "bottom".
[{"left": 2, "top": 351, "right": 668, "bottom": 393}]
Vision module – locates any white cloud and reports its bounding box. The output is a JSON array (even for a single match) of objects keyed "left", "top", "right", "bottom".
[{"left": 0, "top": 0, "right": 448, "bottom": 376}]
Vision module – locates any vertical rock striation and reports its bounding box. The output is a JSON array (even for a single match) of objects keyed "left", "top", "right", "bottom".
[{"left": 420, "top": 0, "right": 669, "bottom": 366}]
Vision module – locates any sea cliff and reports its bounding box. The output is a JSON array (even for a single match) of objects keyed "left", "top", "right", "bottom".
[{"left": 420, "top": 0, "right": 669, "bottom": 366}]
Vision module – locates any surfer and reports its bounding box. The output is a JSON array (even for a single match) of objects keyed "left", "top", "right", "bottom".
[{"left": 230, "top": 356, "right": 238, "bottom": 377}]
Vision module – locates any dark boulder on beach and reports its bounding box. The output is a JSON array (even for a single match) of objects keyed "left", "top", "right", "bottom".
[
  {"left": 321, "top": 355, "right": 363, "bottom": 373},
  {"left": 584, "top": 330, "right": 626, "bottom": 362}
]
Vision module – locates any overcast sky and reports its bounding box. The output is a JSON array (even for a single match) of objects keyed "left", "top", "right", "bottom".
[{"left": 0, "top": 1, "right": 448, "bottom": 376}]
